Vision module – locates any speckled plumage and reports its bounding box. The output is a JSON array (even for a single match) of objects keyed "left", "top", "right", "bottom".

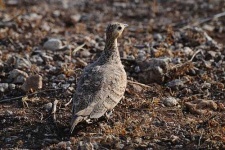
[{"left": 70, "top": 22, "right": 128, "bottom": 133}]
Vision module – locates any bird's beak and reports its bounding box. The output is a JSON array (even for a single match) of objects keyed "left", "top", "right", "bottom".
[{"left": 123, "top": 24, "right": 128, "bottom": 28}]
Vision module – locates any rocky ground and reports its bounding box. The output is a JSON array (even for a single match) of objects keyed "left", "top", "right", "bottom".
[{"left": 0, "top": 0, "right": 225, "bottom": 149}]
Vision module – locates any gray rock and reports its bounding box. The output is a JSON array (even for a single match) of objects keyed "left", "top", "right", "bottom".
[
  {"left": 57, "top": 74, "right": 66, "bottom": 80},
  {"left": 9, "top": 84, "right": 16, "bottom": 90},
  {"left": 153, "top": 33, "right": 163, "bottom": 41},
  {"left": 68, "top": 76, "right": 75, "bottom": 82},
  {"left": 43, "top": 102, "right": 52, "bottom": 112},
  {"left": 126, "top": 55, "right": 135, "bottom": 60},
  {"left": 62, "top": 83, "right": 70, "bottom": 90},
  {"left": 43, "top": 38, "right": 63, "bottom": 50},
  {"left": 136, "top": 50, "right": 147, "bottom": 62},
  {"left": 137, "top": 58, "right": 170, "bottom": 83},
  {"left": 8, "top": 69, "right": 28, "bottom": 83},
  {"left": 134, "top": 66, "right": 141, "bottom": 73},
  {"left": 15, "top": 57, "right": 31, "bottom": 69},
  {"left": 162, "top": 97, "right": 179, "bottom": 107},
  {"left": 174, "top": 145, "right": 183, "bottom": 149},
  {"left": 21, "top": 75, "right": 43, "bottom": 92},
  {"left": 172, "top": 57, "right": 181, "bottom": 64},
  {"left": 0, "top": 83, "right": 9, "bottom": 92},
  {"left": 30, "top": 55, "right": 44, "bottom": 65},
  {"left": 166, "top": 79, "right": 184, "bottom": 89}
]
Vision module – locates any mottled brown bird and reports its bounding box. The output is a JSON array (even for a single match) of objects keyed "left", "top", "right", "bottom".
[{"left": 70, "top": 22, "right": 128, "bottom": 133}]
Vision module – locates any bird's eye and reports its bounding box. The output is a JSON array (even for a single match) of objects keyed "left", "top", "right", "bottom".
[{"left": 117, "top": 26, "right": 122, "bottom": 30}]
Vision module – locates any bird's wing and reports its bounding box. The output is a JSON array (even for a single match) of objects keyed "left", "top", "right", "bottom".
[
  {"left": 71, "top": 64, "right": 126, "bottom": 122},
  {"left": 70, "top": 65, "right": 126, "bottom": 133}
]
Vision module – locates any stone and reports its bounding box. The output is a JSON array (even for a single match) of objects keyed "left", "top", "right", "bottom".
[
  {"left": 8, "top": 84, "right": 16, "bottom": 90},
  {"left": 15, "top": 57, "right": 31, "bottom": 69},
  {"left": 21, "top": 74, "right": 43, "bottom": 92},
  {"left": 8, "top": 69, "right": 29, "bottom": 83},
  {"left": 182, "top": 47, "right": 193, "bottom": 56},
  {"left": 162, "top": 97, "right": 179, "bottom": 107},
  {"left": 43, "top": 102, "right": 53, "bottom": 112},
  {"left": 166, "top": 79, "right": 184, "bottom": 89},
  {"left": 137, "top": 58, "right": 170, "bottom": 84},
  {"left": 30, "top": 55, "right": 44, "bottom": 65},
  {"left": 43, "top": 38, "right": 63, "bottom": 50},
  {"left": 0, "top": 83, "right": 9, "bottom": 92},
  {"left": 80, "top": 50, "right": 91, "bottom": 58}
]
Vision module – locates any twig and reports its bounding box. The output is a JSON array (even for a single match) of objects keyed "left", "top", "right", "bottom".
[
  {"left": 128, "top": 80, "right": 151, "bottom": 89},
  {"left": 181, "top": 11, "right": 225, "bottom": 29},
  {"left": 52, "top": 99, "right": 59, "bottom": 121},
  {"left": 197, "top": 129, "right": 204, "bottom": 150},
  {"left": 64, "top": 98, "right": 72, "bottom": 107},
  {"left": 171, "top": 49, "right": 202, "bottom": 70},
  {"left": 72, "top": 43, "right": 86, "bottom": 54},
  {"left": 196, "top": 114, "right": 217, "bottom": 129},
  {"left": 0, "top": 88, "right": 63, "bottom": 103},
  {"left": 33, "top": 109, "right": 43, "bottom": 121},
  {"left": 189, "top": 49, "right": 202, "bottom": 62}
]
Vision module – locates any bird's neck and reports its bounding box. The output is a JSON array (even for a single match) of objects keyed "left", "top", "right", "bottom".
[{"left": 100, "top": 37, "right": 121, "bottom": 63}]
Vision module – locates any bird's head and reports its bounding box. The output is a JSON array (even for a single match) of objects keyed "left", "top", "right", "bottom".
[{"left": 106, "top": 22, "right": 128, "bottom": 39}]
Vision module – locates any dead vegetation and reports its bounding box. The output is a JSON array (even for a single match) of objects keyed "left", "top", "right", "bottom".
[{"left": 0, "top": 0, "right": 225, "bottom": 149}]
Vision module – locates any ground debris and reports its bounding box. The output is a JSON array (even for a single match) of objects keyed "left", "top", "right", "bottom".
[{"left": 0, "top": 0, "right": 225, "bottom": 149}]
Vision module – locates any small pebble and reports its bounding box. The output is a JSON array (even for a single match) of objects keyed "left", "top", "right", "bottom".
[
  {"left": 15, "top": 57, "right": 32, "bottom": 69},
  {"left": 162, "top": 97, "right": 179, "bottom": 107},
  {"left": 0, "top": 83, "right": 9, "bottom": 92},
  {"left": 43, "top": 102, "right": 52, "bottom": 112},
  {"left": 5, "top": 110, "right": 13, "bottom": 115},
  {"left": 9, "top": 84, "right": 16, "bottom": 90},
  {"left": 43, "top": 38, "right": 63, "bottom": 50},
  {"left": 21, "top": 75, "right": 43, "bottom": 92},
  {"left": 30, "top": 55, "right": 44, "bottom": 65},
  {"left": 8, "top": 69, "right": 28, "bottom": 83},
  {"left": 183, "top": 47, "right": 193, "bottom": 56}
]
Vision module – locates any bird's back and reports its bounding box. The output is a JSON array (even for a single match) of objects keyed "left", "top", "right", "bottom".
[{"left": 72, "top": 61, "right": 126, "bottom": 119}]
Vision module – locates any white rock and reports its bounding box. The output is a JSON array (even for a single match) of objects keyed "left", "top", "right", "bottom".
[
  {"left": 9, "top": 84, "right": 16, "bottom": 90},
  {"left": 183, "top": 47, "right": 193, "bottom": 56},
  {"left": 70, "top": 14, "right": 81, "bottom": 22},
  {"left": 162, "top": 97, "right": 179, "bottom": 107},
  {"left": 43, "top": 102, "right": 52, "bottom": 111},
  {"left": 202, "top": 24, "right": 215, "bottom": 32},
  {"left": 0, "top": 83, "right": 9, "bottom": 92}
]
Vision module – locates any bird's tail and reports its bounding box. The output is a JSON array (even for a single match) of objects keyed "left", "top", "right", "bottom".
[{"left": 70, "top": 115, "right": 83, "bottom": 134}]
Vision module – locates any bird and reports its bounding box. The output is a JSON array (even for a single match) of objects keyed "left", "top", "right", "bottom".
[{"left": 70, "top": 22, "right": 128, "bottom": 133}]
